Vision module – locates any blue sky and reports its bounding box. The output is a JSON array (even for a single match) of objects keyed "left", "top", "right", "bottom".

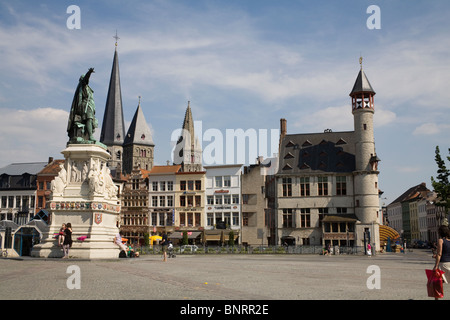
[{"left": 0, "top": 0, "right": 449, "bottom": 205}]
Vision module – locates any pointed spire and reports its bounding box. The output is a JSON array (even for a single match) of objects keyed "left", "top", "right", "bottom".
[
  {"left": 350, "top": 68, "right": 375, "bottom": 96},
  {"left": 100, "top": 40, "right": 126, "bottom": 146},
  {"left": 123, "top": 97, "right": 154, "bottom": 147},
  {"left": 182, "top": 101, "right": 195, "bottom": 143}
]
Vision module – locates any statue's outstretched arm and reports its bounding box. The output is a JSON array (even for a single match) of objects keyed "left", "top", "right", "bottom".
[{"left": 84, "top": 68, "right": 95, "bottom": 84}]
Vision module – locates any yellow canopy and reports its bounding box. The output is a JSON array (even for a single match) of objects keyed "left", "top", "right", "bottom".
[
  {"left": 149, "top": 235, "right": 162, "bottom": 245},
  {"left": 379, "top": 225, "right": 400, "bottom": 242}
]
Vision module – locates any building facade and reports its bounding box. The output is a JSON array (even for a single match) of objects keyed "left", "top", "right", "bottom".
[
  {"left": 0, "top": 162, "right": 47, "bottom": 224},
  {"left": 120, "top": 167, "right": 151, "bottom": 245},
  {"left": 148, "top": 165, "right": 181, "bottom": 235},
  {"left": 204, "top": 164, "right": 242, "bottom": 244},
  {"left": 275, "top": 65, "right": 381, "bottom": 250},
  {"left": 173, "top": 171, "right": 206, "bottom": 243},
  {"left": 35, "top": 158, "right": 65, "bottom": 217}
]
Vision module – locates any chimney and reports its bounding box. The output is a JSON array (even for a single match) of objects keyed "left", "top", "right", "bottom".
[
  {"left": 48, "top": 157, "right": 54, "bottom": 164},
  {"left": 280, "top": 118, "right": 287, "bottom": 137},
  {"left": 279, "top": 118, "right": 287, "bottom": 154}
]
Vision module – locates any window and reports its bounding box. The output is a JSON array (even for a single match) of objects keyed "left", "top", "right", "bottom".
[
  {"left": 152, "top": 196, "right": 158, "bottom": 207},
  {"left": 215, "top": 195, "right": 222, "bottom": 205},
  {"left": 336, "top": 176, "right": 347, "bottom": 195},
  {"left": 207, "top": 196, "right": 214, "bottom": 205},
  {"left": 180, "top": 196, "right": 186, "bottom": 207},
  {"left": 160, "top": 181, "right": 166, "bottom": 191},
  {"left": 195, "top": 180, "right": 202, "bottom": 190},
  {"left": 180, "top": 181, "right": 186, "bottom": 191},
  {"left": 215, "top": 176, "right": 222, "bottom": 188},
  {"left": 318, "top": 177, "right": 328, "bottom": 196},
  {"left": 300, "top": 177, "right": 310, "bottom": 196},
  {"left": 167, "top": 196, "right": 173, "bottom": 207},
  {"left": 195, "top": 196, "right": 201, "bottom": 207},
  {"left": 188, "top": 180, "right": 194, "bottom": 191},
  {"left": 187, "top": 196, "right": 194, "bottom": 207},
  {"left": 195, "top": 212, "right": 201, "bottom": 227},
  {"left": 243, "top": 213, "right": 249, "bottom": 226},
  {"left": 337, "top": 207, "right": 347, "bottom": 214},
  {"left": 167, "top": 181, "right": 173, "bottom": 191},
  {"left": 159, "top": 196, "right": 165, "bottom": 207},
  {"left": 300, "top": 208, "right": 311, "bottom": 228},
  {"left": 232, "top": 212, "right": 239, "bottom": 226},
  {"left": 224, "top": 176, "right": 231, "bottom": 187},
  {"left": 207, "top": 213, "right": 214, "bottom": 226},
  {"left": 232, "top": 194, "right": 239, "bottom": 204},
  {"left": 224, "top": 195, "right": 231, "bottom": 205},
  {"left": 282, "top": 178, "right": 292, "bottom": 197},
  {"left": 152, "top": 181, "right": 158, "bottom": 191},
  {"left": 180, "top": 212, "right": 186, "bottom": 226},
  {"left": 282, "top": 209, "right": 293, "bottom": 228}
]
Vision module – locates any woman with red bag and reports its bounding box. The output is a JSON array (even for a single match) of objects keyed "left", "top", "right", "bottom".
[{"left": 432, "top": 225, "right": 450, "bottom": 299}]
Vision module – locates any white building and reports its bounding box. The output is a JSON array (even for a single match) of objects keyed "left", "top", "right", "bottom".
[
  {"left": 204, "top": 165, "right": 242, "bottom": 243},
  {"left": 148, "top": 165, "right": 182, "bottom": 233}
]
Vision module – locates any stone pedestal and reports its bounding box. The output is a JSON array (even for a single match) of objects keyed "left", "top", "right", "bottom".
[{"left": 32, "top": 144, "right": 122, "bottom": 259}]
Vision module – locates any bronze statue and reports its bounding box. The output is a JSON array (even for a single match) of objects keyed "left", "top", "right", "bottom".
[{"left": 67, "top": 68, "right": 98, "bottom": 143}]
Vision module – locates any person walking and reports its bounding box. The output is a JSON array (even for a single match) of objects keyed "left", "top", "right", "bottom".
[
  {"left": 62, "top": 223, "right": 73, "bottom": 259},
  {"left": 161, "top": 231, "right": 168, "bottom": 262},
  {"left": 433, "top": 225, "right": 450, "bottom": 299}
]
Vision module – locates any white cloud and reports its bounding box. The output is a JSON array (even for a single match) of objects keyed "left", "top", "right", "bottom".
[
  {"left": 0, "top": 107, "right": 69, "bottom": 167},
  {"left": 413, "top": 122, "right": 450, "bottom": 135}
]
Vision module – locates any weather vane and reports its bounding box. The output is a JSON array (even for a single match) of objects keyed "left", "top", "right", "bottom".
[
  {"left": 359, "top": 56, "right": 363, "bottom": 69},
  {"left": 113, "top": 30, "right": 120, "bottom": 47}
]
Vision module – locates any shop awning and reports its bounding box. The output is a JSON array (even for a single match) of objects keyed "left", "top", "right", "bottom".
[
  {"left": 169, "top": 231, "right": 202, "bottom": 239},
  {"left": 379, "top": 224, "right": 400, "bottom": 242},
  {"left": 322, "top": 214, "right": 358, "bottom": 223}
]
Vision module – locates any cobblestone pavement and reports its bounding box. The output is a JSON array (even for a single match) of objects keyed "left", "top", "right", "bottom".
[
  {"left": 0, "top": 249, "right": 441, "bottom": 318},
  {"left": 0, "top": 250, "right": 439, "bottom": 301}
]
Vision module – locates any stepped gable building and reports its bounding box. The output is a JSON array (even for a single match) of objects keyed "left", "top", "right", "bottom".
[
  {"left": 120, "top": 166, "right": 151, "bottom": 245},
  {"left": 122, "top": 99, "right": 155, "bottom": 174},
  {"left": 276, "top": 62, "right": 381, "bottom": 251},
  {"left": 100, "top": 40, "right": 126, "bottom": 173},
  {"left": 173, "top": 101, "right": 203, "bottom": 172}
]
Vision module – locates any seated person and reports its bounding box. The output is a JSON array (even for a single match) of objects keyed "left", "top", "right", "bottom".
[{"left": 114, "top": 232, "right": 128, "bottom": 254}]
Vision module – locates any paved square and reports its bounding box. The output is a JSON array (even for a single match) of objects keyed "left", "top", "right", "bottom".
[{"left": 0, "top": 250, "right": 440, "bottom": 302}]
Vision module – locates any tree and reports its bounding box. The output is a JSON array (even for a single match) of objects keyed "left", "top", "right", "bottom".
[
  {"left": 182, "top": 231, "right": 189, "bottom": 246},
  {"left": 431, "top": 146, "right": 450, "bottom": 217},
  {"left": 228, "top": 231, "right": 235, "bottom": 247}
]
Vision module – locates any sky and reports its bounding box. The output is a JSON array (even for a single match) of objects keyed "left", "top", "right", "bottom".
[{"left": 0, "top": 0, "right": 449, "bottom": 205}]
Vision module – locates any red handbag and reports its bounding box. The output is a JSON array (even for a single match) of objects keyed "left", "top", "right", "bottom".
[{"left": 426, "top": 269, "right": 445, "bottom": 298}]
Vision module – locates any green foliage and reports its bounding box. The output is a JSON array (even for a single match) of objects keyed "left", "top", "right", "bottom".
[
  {"left": 182, "top": 231, "right": 189, "bottom": 246},
  {"left": 431, "top": 146, "right": 450, "bottom": 214},
  {"left": 228, "top": 231, "right": 235, "bottom": 247},
  {"left": 143, "top": 233, "right": 150, "bottom": 247}
]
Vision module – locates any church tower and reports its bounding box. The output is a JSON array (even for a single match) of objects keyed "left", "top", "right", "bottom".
[
  {"left": 173, "top": 101, "right": 203, "bottom": 172},
  {"left": 100, "top": 35, "right": 126, "bottom": 174},
  {"left": 351, "top": 58, "right": 380, "bottom": 247},
  {"left": 122, "top": 98, "right": 155, "bottom": 174}
]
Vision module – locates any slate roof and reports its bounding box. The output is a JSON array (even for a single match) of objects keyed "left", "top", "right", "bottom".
[
  {"left": 100, "top": 47, "right": 126, "bottom": 146},
  {"left": 0, "top": 162, "right": 48, "bottom": 175},
  {"left": 388, "top": 183, "right": 430, "bottom": 205},
  {"left": 277, "top": 131, "right": 356, "bottom": 175},
  {"left": 350, "top": 69, "right": 375, "bottom": 95},
  {"left": 123, "top": 103, "right": 154, "bottom": 147}
]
